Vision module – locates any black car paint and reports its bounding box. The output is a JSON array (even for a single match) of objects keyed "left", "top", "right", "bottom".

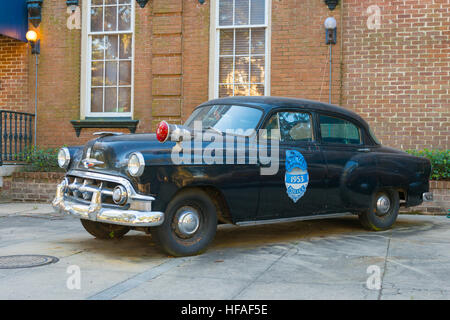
[{"left": 65, "top": 97, "right": 431, "bottom": 224}]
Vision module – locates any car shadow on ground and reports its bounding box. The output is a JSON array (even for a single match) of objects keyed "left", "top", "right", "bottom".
[{"left": 53, "top": 215, "right": 435, "bottom": 261}]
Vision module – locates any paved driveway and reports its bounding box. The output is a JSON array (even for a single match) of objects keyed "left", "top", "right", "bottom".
[{"left": 0, "top": 203, "right": 449, "bottom": 300}]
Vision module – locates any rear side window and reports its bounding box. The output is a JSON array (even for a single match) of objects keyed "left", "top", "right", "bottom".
[{"left": 319, "top": 115, "right": 362, "bottom": 145}]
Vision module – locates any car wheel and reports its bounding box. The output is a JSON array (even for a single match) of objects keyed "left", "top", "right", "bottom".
[
  {"left": 358, "top": 189, "right": 399, "bottom": 231},
  {"left": 150, "top": 189, "right": 218, "bottom": 257},
  {"left": 80, "top": 219, "right": 130, "bottom": 239}
]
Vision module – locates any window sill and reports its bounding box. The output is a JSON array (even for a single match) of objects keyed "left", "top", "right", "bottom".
[{"left": 70, "top": 118, "right": 139, "bottom": 137}]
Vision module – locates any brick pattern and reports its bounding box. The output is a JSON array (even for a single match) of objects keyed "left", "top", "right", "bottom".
[
  {"left": 0, "top": 36, "right": 30, "bottom": 113},
  {"left": 151, "top": 0, "right": 183, "bottom": 130},
  {"left": 271, "top": 0, "right": 343, "bottom": 105},
  {"left": 342, "top": 0, "right": 450, "bottom": 150},
  {"left": 401, "top": 180, "right": 450, "bottom": 215},
  {"left": 1, "top": 172, "right": 65, "bottom": 202}
]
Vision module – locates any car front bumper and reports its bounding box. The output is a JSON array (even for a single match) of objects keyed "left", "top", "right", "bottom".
[{"left": 52, "top": 170, "right": 164, "bottom": 227}]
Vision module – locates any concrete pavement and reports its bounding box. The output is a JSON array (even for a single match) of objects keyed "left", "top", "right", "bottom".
[{"left": 0, "top": 202, "right": 449, "bottom": 299}]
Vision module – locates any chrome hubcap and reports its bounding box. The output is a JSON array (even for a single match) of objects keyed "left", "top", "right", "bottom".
[
  {"left": 176, "top": 207, "right": 200, "bottom": 237},
  {"left": 376, "top": 195, "right": 391, "bottom": 215}
]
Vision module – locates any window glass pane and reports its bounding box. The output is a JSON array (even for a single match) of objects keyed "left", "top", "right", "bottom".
[
  {"left": 104, "top": 87, "right": 117, "bottom": 112},
  {"left": 90, "top": 7, "right": 103, "bottom": 32},
  {"left": 251, "top": 28, "right": 265, "bottom": 54},
  {"left": 91, "top": 36, "right": 104, "bottom": 60},
  {"left": 92, "top": 0, "right": 103, "bottom": 5},
  {"left": 105, "top": 35, "right": 118, "bottom": 59},
  {"left": 235, "top": 57, "right": 249, "bottom": 84},
  {"left": 219, "top": 0, "right": 233, "bottom": 26},
  {"left": 234, "top": 84, "right": 249, "bottom": 96},
  {"left": 119, "top": 61, "right": 131, "bottom": 85},
  {"left": 262, "top": 114, "right": 281, "bottom": 140},
  {"left": 118, "top": 5, "right": 131, "bottom": 31},
  {"left": 119, "top": 0, "right": 131, "bottom": 4},
  {"left": 235, "top": 0, "right": 249, "bottom": 25},
  {"left": 104, "top": 5, "right": 117, "bottom": 31},
  {"left": 278, "top": 112, "right": 313, "bottom": 142},
  {"left": 91, "top": 88, "right": 103, "bottom": 112},
  {"left": 250, "top": 84, "right": 264, "bottom": 96},
  {"left": 105, "top": 0, "right": 117, "bottom": 4},
  {"left": 250, "top": 56, "right": 264, "bottom": 83},
  {"left": 250, "top": 0, "right": 265, "bottom": 24},
  {"left": 184, "top": 105, "right": 263, "bottom": 133},
  {"left": 219, "top": 57, "right": 233, "bottom": 84},
  {"left": 105, "top": 61, "right": 117, "bottom": 85},
  {"left": 235, "top": 29, "right": 249, "bottom": 55},
  {"left": 219, "top": 85, "right": 233, "bottom": 98},
  {"left": 119, "top": 34, "right": 132, "bottom": 59},
  {"left": 118, "top": 87, "right": 131, "bottom": 112},
  {"left": 219, "top": 30, "right": 233, "bottom": 55},
  {"left": 319, "top": 115, "right": 361, "bottom": 145},
  {"left": 91, "top": 61, "right": 104, "bottom": 86}
]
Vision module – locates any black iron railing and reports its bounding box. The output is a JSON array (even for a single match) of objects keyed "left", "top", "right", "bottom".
[{"left": 0, "top": 110, "right": 35, "bottom": 165}]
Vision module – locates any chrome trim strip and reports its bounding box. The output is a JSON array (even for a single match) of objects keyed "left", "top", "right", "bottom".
[{"left": 236, "top": 212, "right": 353, "bottom": 226}]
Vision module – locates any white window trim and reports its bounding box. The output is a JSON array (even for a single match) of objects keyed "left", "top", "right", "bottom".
[
  {"left": 80, "top": 0, "right": 135, "bottom": 119},
  {"left": 208, "top": 0, "right": 271, "bottom": 100}
]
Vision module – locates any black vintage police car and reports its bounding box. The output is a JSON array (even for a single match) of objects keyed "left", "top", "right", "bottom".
[{"left": 53, "top": 97, "right": 433, "bottom": 256}]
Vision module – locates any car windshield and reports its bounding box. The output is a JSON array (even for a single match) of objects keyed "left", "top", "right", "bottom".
[{"left": 184, "top": 105, "right": 263, "bottom": 134}]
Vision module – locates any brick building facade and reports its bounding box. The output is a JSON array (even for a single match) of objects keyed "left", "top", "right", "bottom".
[{"left": 0, "top": 0, "right": 448, "bottom": 151}]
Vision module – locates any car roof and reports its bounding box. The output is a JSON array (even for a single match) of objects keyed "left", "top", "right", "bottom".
[{"left": 200, "top": 96, "right": 365, "bottom": 123}]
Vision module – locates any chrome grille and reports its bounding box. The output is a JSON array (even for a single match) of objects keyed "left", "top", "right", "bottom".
[{"left": 66, "top": 176, "right": 123, "bottom": 206}]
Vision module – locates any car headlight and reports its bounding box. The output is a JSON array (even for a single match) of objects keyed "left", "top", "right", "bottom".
[
  {"left": 57, "top": 147, "right": 70, "bottom": 169},
  {"left": 127, "top": 152, "right": 145, "bottom": 177}
]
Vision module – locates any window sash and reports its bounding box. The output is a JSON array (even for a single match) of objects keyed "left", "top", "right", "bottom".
[
  {"left": 214, "top": 0, "right": 270, "bottom": 98},
  {"left": 86, "top": 0, "right": 134, "bottom": 117}
]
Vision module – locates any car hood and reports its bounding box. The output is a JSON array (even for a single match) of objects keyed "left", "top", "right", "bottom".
[{"left": 69, "top": 133, "right": 177, "bottom": 177}]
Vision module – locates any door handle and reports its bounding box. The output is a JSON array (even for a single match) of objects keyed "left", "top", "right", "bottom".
[{"left": 357, "top": 148, "right": 370, "bottom": 152}]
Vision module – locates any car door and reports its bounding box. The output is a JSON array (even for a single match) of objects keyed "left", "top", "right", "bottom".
[
  {"left": 257, "top": 109, "right": 328, "bottom": 219},
  {"left": 317, "top": 113, "right": 370, "bottom": 213}
]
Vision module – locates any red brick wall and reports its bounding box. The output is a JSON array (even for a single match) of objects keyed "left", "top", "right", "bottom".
[
  {"left": 271, "top": 0, "right": 342, "bottom": 105},
  {"left": 0, "top": 36, "right": 30, "bottom": 113},
  {"left": 342, "top": 0, "right": 449, "bottom": 150}
]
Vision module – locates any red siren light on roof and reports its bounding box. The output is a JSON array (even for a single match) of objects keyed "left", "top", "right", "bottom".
[{"left": 156, "top": 121, "right": 169, "bottom": 142}]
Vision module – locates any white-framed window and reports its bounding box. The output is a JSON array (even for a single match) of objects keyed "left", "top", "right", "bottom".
[
  {"left": 82, "top": 0, "right": 134, "bottom": 117},
  {"left": 210, "top": 0, "right": 271, "bottom": 99}
]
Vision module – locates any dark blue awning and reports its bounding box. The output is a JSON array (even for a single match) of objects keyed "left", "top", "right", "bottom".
[{"left": 0, "top": 0, "right": 28, "bottom": 42}]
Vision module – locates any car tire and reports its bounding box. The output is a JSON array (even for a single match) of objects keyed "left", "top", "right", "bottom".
[
  {"left": 358, "top": 189, "right": 399, "bottom": 231},
  {"left": 150, "top": 189, "right": 218, "bottom": 257},
  {"left": 80, "top": 219, "right": 130, "bottom": 239}
]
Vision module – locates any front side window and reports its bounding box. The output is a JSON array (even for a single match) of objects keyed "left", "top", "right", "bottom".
[
  {"left": 319, "top": 115, "right": 362, "bottom": 145},
  {"left": 214, "top": 0, "right": 269, "bottom": 98},
  {"left": 262, "top": 112, "right": 313, "bottom": 142},
  {"left": 87, "top": 0, "right": 133, "bottom": 116}
]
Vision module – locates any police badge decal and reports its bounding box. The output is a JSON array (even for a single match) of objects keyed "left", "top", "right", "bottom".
[{"left": 285, "top": 150, "right": 309, "bottom": 203}]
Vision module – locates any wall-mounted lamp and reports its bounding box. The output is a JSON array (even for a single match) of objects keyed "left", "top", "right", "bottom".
[
  {"left": 66, "top": 0, "right": 79, "bottom": 12},
  {"left": 324, "top": 17, "right": 337, "bottom": 104},
  {"left": 26, "top": 30, "right": 40, "bottom": 147},
  {"left": 27, "top": 0, "right": 43, "bottom": 28},
  {"left": 26, "top": 30, "right": 40, "bottom": 54},
  {"left": 324, "top": 0, "right": 339, "bottom": 11},
  {"left": 198, "top": 0, "right": 205, "bottom": 4},
  {"left": 324, "top": 16, "right": 337, "bottom": 45},
  {"left": 136, "top": 0, "right": 149, "bottom": 8}
]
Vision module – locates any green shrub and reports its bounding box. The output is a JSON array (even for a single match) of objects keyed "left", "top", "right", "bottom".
[
  {"left": 406, "top": 149, "right": 449, "bottom": 181},
  {"left": 20, "top": 147, "right": 64, "bottom": 172}
]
